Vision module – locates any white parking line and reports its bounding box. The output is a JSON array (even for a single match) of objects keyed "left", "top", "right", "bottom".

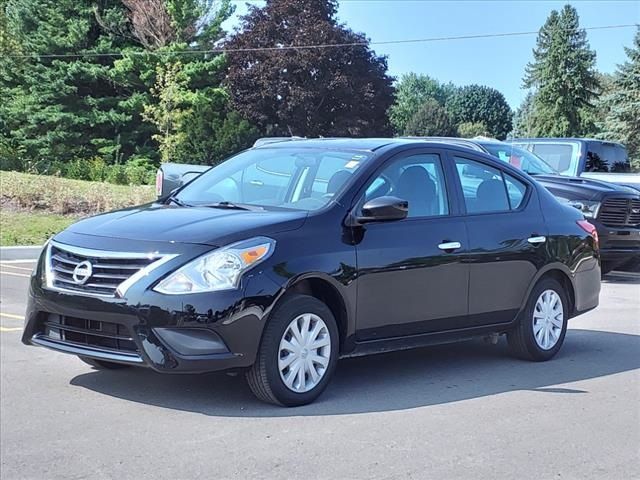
[
  {"left": 0, "top": 264, "right": 34, "bottom": 272},
  {"left": 0, "top": 326, "right": 22, "bottom": 332},
  {"left": 0, "top": 259, "right": 38, "bottom": 264},
  {"left": 0, "top": 270, "right": 31, "bottom": 278}
]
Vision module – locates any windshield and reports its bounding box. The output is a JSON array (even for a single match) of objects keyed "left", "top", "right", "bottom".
[
  {"left": 174, "top": 147, "right": 372, "bottom": 211},
  {"left": 480, "top": 143, "right": 558, "bottom": 175}
]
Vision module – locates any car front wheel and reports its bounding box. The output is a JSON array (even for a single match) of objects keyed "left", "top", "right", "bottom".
[
  {"left": 507, "top": 277, "right": 569, "bottom": 361},
  {"left": 246, "top": 294, "right": 339, "bottom": 406}
]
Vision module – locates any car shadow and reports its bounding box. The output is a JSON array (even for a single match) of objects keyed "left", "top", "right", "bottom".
[{"left": 70, "top": 328, "right": 640, "bottom": 417}]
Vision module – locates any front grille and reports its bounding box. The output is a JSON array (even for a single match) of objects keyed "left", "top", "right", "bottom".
[
  {"left": 41, "top": 314, "right": 138, "bottom": 353},
  {"left": 48, "top": 243, "right": 163, "bottom": 297},
  {"left": 598, "top": 198, "right": 640, "bottom": 227}
]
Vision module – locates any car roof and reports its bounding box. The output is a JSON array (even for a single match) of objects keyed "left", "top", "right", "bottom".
[
  {"left": 252, "top": 137, "right": 487, "bottom": 153},
  {"left": 509, "top": 138, "right": 625, "bottom": 147}
]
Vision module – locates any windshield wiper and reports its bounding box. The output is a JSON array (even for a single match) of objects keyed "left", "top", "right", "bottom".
[
  {"left": 199, "top": 201, "right": 263, "bottom": 211},
  {"left": 167, "top": 196, "right": 191, "bottom": 207}
]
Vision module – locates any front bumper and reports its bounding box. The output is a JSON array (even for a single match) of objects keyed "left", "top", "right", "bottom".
[
  {"left": 592, "top": 221, "right": 640, "bottom": 267},
  {"left": 22, "top": 241, "right": 283, "bottom": 373}
]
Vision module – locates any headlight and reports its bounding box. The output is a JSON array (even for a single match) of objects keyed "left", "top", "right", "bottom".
[
  {"left": 154, "top": 237, "right": 275, "bottom": 294},
  {"left": 564, "top": 199, "right": 600, "bottom": 218}
]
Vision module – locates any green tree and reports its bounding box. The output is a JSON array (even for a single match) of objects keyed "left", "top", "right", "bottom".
[
  {"left": 404, "top": 98, "right": 457, "bottom": 137},
  {"left": 389, "top": 73, "right": 456, "bottom": 134},
  {"left": 1, "top": 0, "right": 141, "bottom": 170},
  {"left": 510, "top": 92, "right": 537, "bottom": 138},
  {"left": 1, "top": 0, "right": 254, "bottom": 175},
  {"left": 224, "top": 0, "right": 394, "bottom": 137},
  {"left": 523, "top": 4, "right": 599, "bottom": 137},
  {"left": 457, "top": 121, "right": 488, "bottom": 138},
  {"left": 143, "top": 61, "right": 258, "bottom": 165},
  {"left": 446, "top": 85, "right": 513, "bottom": 139},
  {"left": 600, "top": 29, "right": 640, "bottom": 170}
]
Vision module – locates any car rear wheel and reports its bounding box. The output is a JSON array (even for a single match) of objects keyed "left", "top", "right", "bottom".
[
  {"left": 246, "top": 294, "right": 339, "bottom": 406},
  {"left": 78, "top": 356, "right": 131, "bottom": 370},
  {"left": 507, "top": 278, "right": 569, "bottom": 361}
]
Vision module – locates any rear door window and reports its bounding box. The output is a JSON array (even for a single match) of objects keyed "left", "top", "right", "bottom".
[{"left": 454, "top": 157, "right": 510, "bottom": 213}]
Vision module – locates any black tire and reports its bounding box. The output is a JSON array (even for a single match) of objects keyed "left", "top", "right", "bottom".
[
  {"left": 246, "top": 294, "right": 339, "bottom": 407},
  {"left": 507, "top": 277, "right": 569, "bottom": 361},
  {"left": 78, "top": 356, "right": 131, "bottom": 370}
]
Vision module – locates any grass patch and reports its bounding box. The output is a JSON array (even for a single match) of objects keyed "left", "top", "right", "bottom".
[
  {"left": 0, "top": 210, "right": 78, "bottom": 246},
  {"left": 0, "top": 171, "right": 156, "bottom": 245},
  {"left": 0, "top": 171, "right": 154, "bottom": 215}
]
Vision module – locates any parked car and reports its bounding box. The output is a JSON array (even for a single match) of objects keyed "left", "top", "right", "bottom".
[
  {"left": 23, "top": 138, "right": 601, "bottom": 406},
  {"left": 155, "top": 137, "right": 307, "bottom": 197},
  {"left": 476, "top": 140, "right": 640, "bottom": 274},
  {"left": 508, "top": 138, "right": 640, "bottom": 192},
  {"left": 402, "top": 137, "right": 640, "bottom": 274}
]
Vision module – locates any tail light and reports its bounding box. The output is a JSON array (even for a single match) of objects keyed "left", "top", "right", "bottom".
[
  {"left": 577, "top": 219, "right": 599, "bottom": 249},
  {"left": 155, "top": 168, "right": 163, "bottom": 197}
]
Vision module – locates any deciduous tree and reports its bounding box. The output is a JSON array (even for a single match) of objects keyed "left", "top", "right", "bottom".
[
  {"left": 446, "top": 85, "right": 512, "bottom": 139},
  {"left": 404, "top": 99, "right": 457, "bottom": 137},
  {"left": 389, "top": 73, "right": 456, "bottom": 134},
  {"left": 225, "top": 0, "right": 394, "bottom": 137}
]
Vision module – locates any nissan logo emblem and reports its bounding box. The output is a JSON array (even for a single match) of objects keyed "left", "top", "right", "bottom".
[{"left": 72, "top": 260, "right": 93, "bottom": 285}]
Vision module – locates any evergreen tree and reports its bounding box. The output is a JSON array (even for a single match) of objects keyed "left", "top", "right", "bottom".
[
  {"left": 225, "top": 0, "right": 394, "bottom": 137},
  {"left": 510, "top": 92, "right": 537, "bottom": 138},
  {"left": 0, "top": 0, "right": 255, "bottom": 174},
  {"left": 600, "top": 28, "right": 640, "bottom": 170},
  {"left": 523, "top": 5, "right": 599, "bottom": 137},
  {"left": 1, "top": 0, "right": 140, "bottom": 169}
]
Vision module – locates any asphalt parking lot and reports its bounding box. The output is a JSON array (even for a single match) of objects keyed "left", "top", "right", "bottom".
[{"left": 0, "top": 260, "right": 638, "bottom": 480}]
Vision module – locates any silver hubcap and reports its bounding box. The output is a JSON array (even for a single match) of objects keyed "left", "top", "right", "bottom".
[
  {"left": 533, "top": 289, "right": 564, "bottom": 350},
  {"left": 278, "top": 313, "right": 331, "bottom": 393}
]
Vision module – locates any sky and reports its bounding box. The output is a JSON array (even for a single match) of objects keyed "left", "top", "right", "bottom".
[{"left": 223, "top": 0, "right": 640, "bottom": 108}]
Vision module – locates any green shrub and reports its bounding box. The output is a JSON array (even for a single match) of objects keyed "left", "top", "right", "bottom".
[
  {"left": 123, "top": 157, "right": 157, "bottom": 185},
  {"left": 105, "top": 164, "right": 129, "bottom": 185}
]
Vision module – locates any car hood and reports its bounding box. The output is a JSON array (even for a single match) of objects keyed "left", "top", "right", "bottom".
[
  {"left": 532, "top": 174, "right": 638, "bottom": 201},
  {"left": 61, "top": 203, "right": 308, "bottom": 246}
]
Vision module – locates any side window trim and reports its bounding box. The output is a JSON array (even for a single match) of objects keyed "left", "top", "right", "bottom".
[{"left": 447, "top": 152, "right": 532, "bottom": 216}]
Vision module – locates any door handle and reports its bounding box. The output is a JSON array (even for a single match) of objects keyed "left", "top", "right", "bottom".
[
  {"left": 438, "top": 241, "right": 462, "bottom": 251},
  {"left": 527, "top": 236, "right": 547, "bottom": 244},
  {"left": 249, "top": 180, "right": 264, "bottom": 186}
]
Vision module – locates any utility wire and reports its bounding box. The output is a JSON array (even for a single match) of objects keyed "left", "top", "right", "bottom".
[{"left": 6, "top": 23, "right": 638, "bottom": 59}]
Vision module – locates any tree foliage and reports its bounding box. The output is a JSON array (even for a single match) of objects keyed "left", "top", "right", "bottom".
[
  {"left": 0, "top": 0, "right": 254, "bottom": 178},
  {"left": 389, "top": 73, "right": 456, "bottom": 134},
  {"left": 224, "top": 0, "right": 394, "bottom": 137},
  {"left": 446, "top": 85, "right": 512, "bottom": 139},
  {"left": 599, "top": 28, "right": 640, "bottom": 170},
  {"left": 457, "top": 122, "right": 488, "bottom": 138},
  {"left": 523, "top": 4, "right": 599, "bottom": 137},
  {"left": 404, "top": 98, "right": 457, "bottom": 137}
]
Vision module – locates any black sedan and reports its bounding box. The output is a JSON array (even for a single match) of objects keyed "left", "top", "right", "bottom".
[{"left": 22, "top": 139, "right": 601, "bottom": 406}]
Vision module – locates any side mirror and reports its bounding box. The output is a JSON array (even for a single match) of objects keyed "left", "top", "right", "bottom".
[{"left": 356, "top": 196, "right": 408, "bottom": 224}]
